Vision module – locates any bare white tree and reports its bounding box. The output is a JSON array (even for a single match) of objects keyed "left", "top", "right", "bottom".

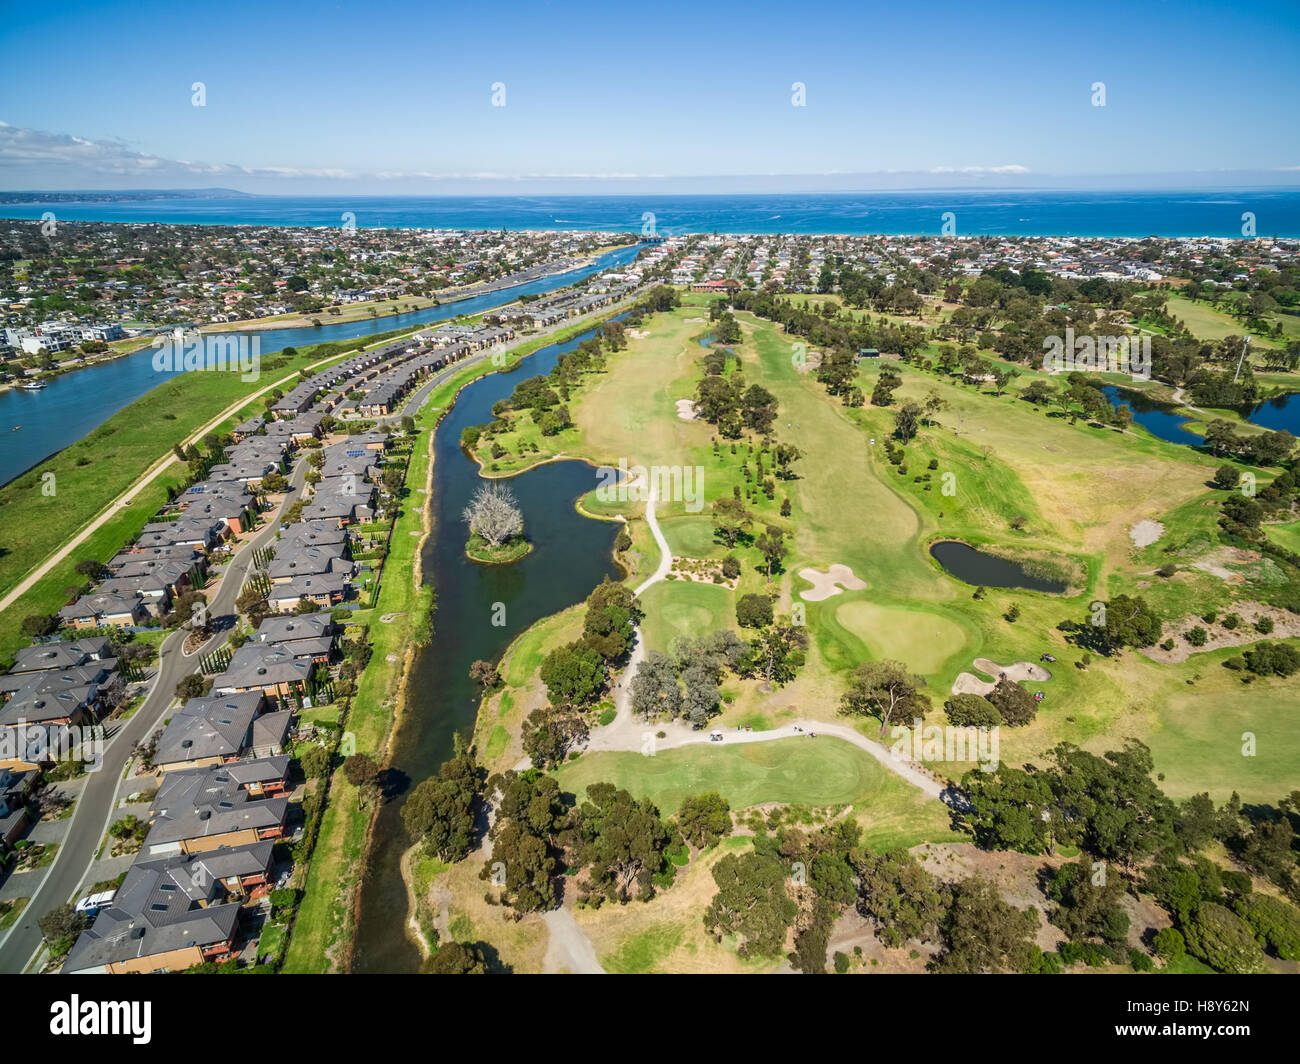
[{"left": 463, "top": 482, "right": 524, "bottom": 547}]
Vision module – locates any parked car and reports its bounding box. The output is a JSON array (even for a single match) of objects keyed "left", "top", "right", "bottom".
[{"left": 75, "top": 889, "right": 116, "bottom": 916}]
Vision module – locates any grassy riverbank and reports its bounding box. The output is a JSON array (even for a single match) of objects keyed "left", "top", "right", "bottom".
[
  {"left": 0, "top": 338, "right": 402, "bottom": 663},
  {"left": 282, "top": 308, "right": 628, "bottom": 972}
]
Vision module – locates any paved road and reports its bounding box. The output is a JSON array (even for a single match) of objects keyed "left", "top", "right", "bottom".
[{"left": 0, "top": 458, "right": 308, "bottom": 973}]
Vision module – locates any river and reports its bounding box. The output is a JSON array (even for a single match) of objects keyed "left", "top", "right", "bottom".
[
  {"left": 0, "top": 245, "right": 641, "bottom": 486},
  {"left": 347, "top": 320, "right": 623, "bottom": 973}
]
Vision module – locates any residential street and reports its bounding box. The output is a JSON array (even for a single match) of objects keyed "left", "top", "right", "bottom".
[{"left": 0, "top": 458, "right": 308, "bottom": 973}]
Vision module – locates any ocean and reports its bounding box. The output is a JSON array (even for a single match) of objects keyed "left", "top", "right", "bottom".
[{"left": 2, "top": 189, "right": 1299, "bottom": 237}]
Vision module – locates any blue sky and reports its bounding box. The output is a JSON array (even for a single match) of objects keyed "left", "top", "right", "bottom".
[{"left": 1, "top": 0, "right": 1298, "bottom": 192}]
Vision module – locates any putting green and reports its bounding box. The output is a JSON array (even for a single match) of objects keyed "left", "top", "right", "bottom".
[
  {"left": 638, "top": 578, "right": 733, "bottom": 654},
  {"left": 659, "top": 514, "right": 724, "bottom": 559},
  {"left": 832, "top": 600, "right": 972, "bottom": 677}
]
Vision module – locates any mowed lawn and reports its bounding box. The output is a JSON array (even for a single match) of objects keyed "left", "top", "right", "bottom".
[
  {"left": 555, "top": 736, "right": 957, "bottom": 851},
  {"left": 638, "top": 578, "right": 733, "bottom": 655}
]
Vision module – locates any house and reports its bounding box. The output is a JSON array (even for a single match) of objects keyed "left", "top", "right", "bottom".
[
  {"left": 210, "top": 644, "right": 315, "bottom": 698},
  {"left": 266, "top": 572, "right": 350, "bottom": 612},
  {"left": 152, "top": 691, "right": 267, "bottom": 773},
  {"left": 62, "top": 841, "right": 275, "bottom": 973},
  {"left": 8, "top": 637, "right": 110, "bottom": 674},
  {"left": 143, "top": 758, "right": 289, "bottom": 856},
  {"left": 57, "top": 591, "right": 147, "bottom": 629},
  {"left": 267, "top": 542, "right": 353, "bottom": 585}
]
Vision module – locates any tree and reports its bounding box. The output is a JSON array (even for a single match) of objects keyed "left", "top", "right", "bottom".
[
  {"left": 711, "top": 497, "right": 752, "bottom": 548},
  {"left": 840, "top": 660, "right": 930, "bottom": 735},
  {"left": 299, "top": 744, "right": 330, "bottom": 779},
  {"left": 174, "top": 673, "right": 210, "bottom": 701},
  {"left": 487, "top": 819, "right": 556, "bottom": 912},
  {"left": 930, "top": 876, "right": 1041, "bottom": 973},
  {"left": 1243, "top": 641, "right": 1300, "bottom": 677},
  {"left": 755, "top": 524, "right": 787, "bottom": 580},
  {"left": 421, "top": 940, "right": 487, "bottom": 974},
  {"left": 540, "top": 641, "right": 606, "bottom": 707},
  {"left": 1098, "top": 594, "right": 1163, "bottom": 651},
  {"left": 401, "top": 748, "right": 480, "bottom": 861},
  {"left": 74, "top": 559, "right": 109, "bottom": 582},
  {"left": 894, "top": 402, "right": 921, "bottom": 442},
  {"left": 677, "top": 792, "right": 732, "bottom": 849},
  {"left": 21, "top": 614, "right": 58, "bottom": 638},
  {"left": 572, "top": 783, "right": 672, "bottom": 903},
  {"left": 987, "top": 678, "right": 1038, "bottom": 726},
  {"left": 1234, "top": 894, "right": 1300, "bottom": 960},
  {"left": 630, "top": 651, "right": 682, "bottom": 720},
  {"left": 736, "top": 592, "right": 774, "bottom": 629},
  {"left": 469, "top": 659, "right": 502, "bottom": 689},
  {"left": 704, "top": 852, "right": 797, "bottom": 958},
  {"left": 582, "top": 578, "right": 641, "bottom": 660},
  {"left": 521, "top": 704, "right": 589, "bottom": 769},
  {"left": 1041, "top": 860, "right": 1129, "bottom": 945},
  {"left": 944, "top": 693, "right": 1001, "bottom": 728},
  {"left": 854, "top": 848, "right": 947, "bottom": 947},
  {"left": 38, "top": 903, "right": 87, "bottom": 952},
  {"left": 463, "top": 482, "right": 523, "bottom": 547},
  {"left": 342, "top": 753, "right": 381, "bottom": 809}
]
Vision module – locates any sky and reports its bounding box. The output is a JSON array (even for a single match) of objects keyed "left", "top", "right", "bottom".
[{"left": 1, "top": 0, "right": 1298, "bottom": 194}]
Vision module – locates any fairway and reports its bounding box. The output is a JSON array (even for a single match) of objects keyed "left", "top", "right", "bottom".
[{"left": 557, "top": 736, "right": 890, "bottom": 811}]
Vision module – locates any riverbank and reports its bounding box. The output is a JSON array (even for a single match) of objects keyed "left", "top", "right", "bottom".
[{"left": 282, "top": 307, "right": 634, "bottom": 973}]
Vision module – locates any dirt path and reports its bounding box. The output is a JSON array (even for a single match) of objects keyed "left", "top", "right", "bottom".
[{"left": 541, "top": 907, "right": 606, "bottom": 974}]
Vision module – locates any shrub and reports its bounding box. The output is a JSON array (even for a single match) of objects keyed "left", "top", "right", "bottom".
[
  {"left": 1185, "top": 626, "right": 1208, "bottom": 647},
  {"left": 1233, "top": 894, "right": 1300, "bottom": 960},
  {"left": 1153, "top": 926, "right": 1185, "bottom": 962},
  {"left": 1129, "top": 948, "right": 1154, "bottom": 972},
  {"left": 1183, "top": 903, "right": 1267, "bottom": 973},
  {"left": 1255, "top": 616, "right": 1274, "bottom": 634},
  {"left": 944, "top": 693, "right": 1001, "bottom": 728}
]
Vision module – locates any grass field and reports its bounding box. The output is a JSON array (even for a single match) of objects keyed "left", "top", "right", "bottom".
[{"left": 556, "top": 736, "right": 956, "bottom": 852}]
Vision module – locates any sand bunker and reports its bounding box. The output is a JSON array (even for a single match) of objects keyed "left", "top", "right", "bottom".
[
  {"left": 1130, "top": 520, "right": 1164, "bottom": 548},
  {"left": 798, "top": 563, "right": 867, "bottom": 601},
  {"left": 675, "top": 399, "right": 698, "bottom": 421},
  {"left": 951, "top": 658, "right": 1053, "bottom": 696},
  {"left": 628, "top": 328, "right": 650, "bottom": 340},
  {"left": 684, "top": 317, "right": 705, "bottom": 323}
]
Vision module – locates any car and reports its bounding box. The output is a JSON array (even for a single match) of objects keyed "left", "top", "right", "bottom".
[{"left": 75, "top": 889, "right": 116, "bottom": 916}]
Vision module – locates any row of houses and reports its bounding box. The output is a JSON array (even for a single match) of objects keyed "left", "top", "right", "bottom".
[
  {"left": 59, "top": 615, "right": 344, "bottom": 972},
  {"left": 0, "top": 637, "right": 126, "bottom": 847}
]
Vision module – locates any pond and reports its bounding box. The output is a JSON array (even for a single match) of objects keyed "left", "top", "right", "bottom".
[
  {"left": 1101, "top": 386, "right": 1202, "bottom": 446},
  {"left": 929, "top": 540, "right": 1067, "bottom": 594},
  {"left": 348, "top": 320, "right": 623, "bottom": 973}
]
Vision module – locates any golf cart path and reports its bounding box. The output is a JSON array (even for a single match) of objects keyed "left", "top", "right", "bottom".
[
  {"left": 597, "top": 478, "right": 946, "bottom": 803},
  {"left": 541, "top": 907, "right": 606, "bottom": 974}
]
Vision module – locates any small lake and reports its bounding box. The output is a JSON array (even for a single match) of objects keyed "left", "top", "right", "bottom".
[
  {"left": 1245, "top": 391, "right": 1300, "bottom": 435},
  {"left": 1101, "top": 386, "right": 1203, "bottom": 446},
  {"left": 930, "top": 540, "right": 1067, "bottom": 594},
  {"left": 348, "top": 319, "right": 623, "bottom": 973}
]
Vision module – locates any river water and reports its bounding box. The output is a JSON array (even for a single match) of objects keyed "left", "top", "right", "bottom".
[
  {"left": 0, "top": 245, "right": 641, "bottom": 485},
  {"left": 347, "top": 321, "right": 622, "bottom": 973}
]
